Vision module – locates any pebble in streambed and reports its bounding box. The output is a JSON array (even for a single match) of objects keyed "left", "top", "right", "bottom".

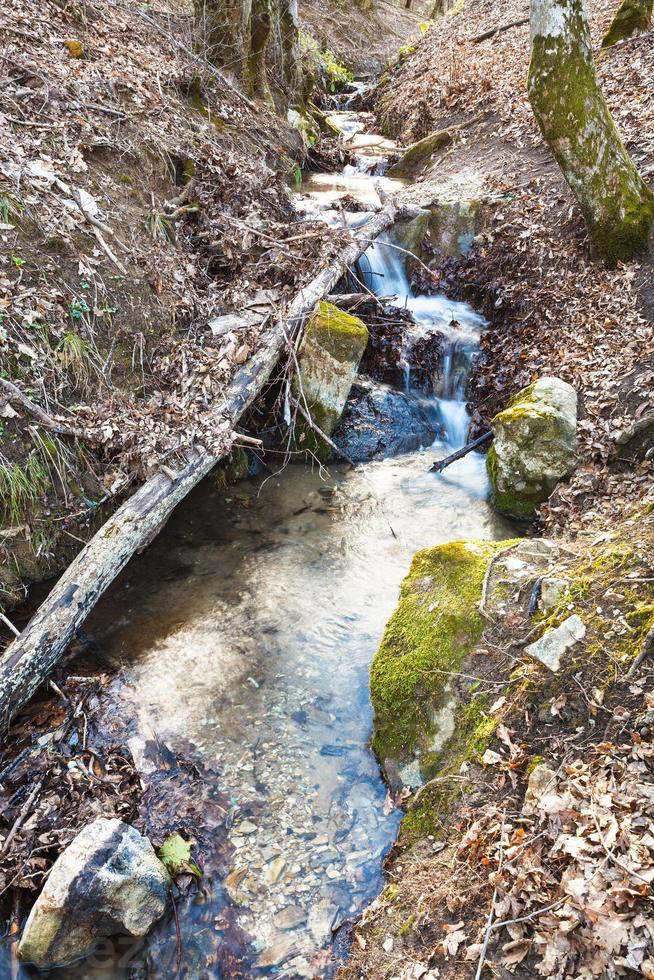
[{"left": 214, "top": 668, "right": 387, "bottom": 977}]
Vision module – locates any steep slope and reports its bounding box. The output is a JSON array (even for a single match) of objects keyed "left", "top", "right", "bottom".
[{"left": 0, "top": 0, "right": 419, "bottom": 615}]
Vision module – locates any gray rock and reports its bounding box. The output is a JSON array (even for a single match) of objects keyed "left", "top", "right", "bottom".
[
  {"left": 293, "top": 301, "right": 368, "bottom": 453},
  {"left": 333, "top": 378, "right": 439, "bottom": 461},
  {"left": 273, "top": 905, "right": 307, "bottom": 930},
  {"left": 256, "top": 934, "right": 300, "bottom": 968},
  {"left": 18, "top": 818, "right": 170, "bottom": 970},
  {"left": 308, "top": 899, "right": 339, "bottom": 944},
  {"left": 487, "top": 377, "right": 578, "bottom": 519},
  {"left": 525, "top": 614, "right": 586, "bottom": 672},
  {"left": 539, "top": 576, "right": 568, "bottom": 613}
]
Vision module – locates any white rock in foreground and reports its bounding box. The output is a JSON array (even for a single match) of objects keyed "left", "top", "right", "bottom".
[
  {"left": 18, "top": 817, "right": 170, "bottom": 969},
  {"left": 525, "top": 614, "right": 586, "bottom": 672}
]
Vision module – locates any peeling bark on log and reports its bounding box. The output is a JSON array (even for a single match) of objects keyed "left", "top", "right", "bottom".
[
  {"left": 0, "top": 202, "right": 396, "bottom": 735},
  {"left": 528, "top": 0, "right": 654, "bottom": 265}
]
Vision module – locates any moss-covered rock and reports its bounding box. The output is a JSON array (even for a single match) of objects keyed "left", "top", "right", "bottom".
[
  {"left": 370, "top": 539, "right": 515, "bottom": 790},
  {"left": 487, "top": 377, "right": 578, "bottom": 520},
  {"left": 427, "top": 200, "right": 479, "bottom": 259},
  {"left": 292, "top": 301, "right": 368, "bottom": 459},
  {"left": 387, "top": 129, "right": 452, "bottom": 178}
]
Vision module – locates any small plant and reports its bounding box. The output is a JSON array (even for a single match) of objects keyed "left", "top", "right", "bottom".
[
  {"left": 289, "top": 162, "right": 303, "bottom": 188},
  {"left": 57, "top": 330, "right": 94, "bottom": 388},
  {"left": 300, "top": 32, "right": 353, "bottom": 93},
  {"left": 145, "top": 210, "right": 174, "bottom": 243},
  {"left": 11, "top": 255, "right": 25, "bottom": 269},
  {"left": 0, "top": 453, "right": 48, "bottom": 525},
  {"left": 69, "top": 297, "right": 91, "bottom": 320},
  {"left": 0, "top": 192, "right": 23, "bottom": 224},
  {"left": 31, "top": 429, "right": 75, "bottom": 503}
]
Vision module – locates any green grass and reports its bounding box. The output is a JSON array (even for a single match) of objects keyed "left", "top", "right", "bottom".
[
  {"left": 57, "top": 331, "right": 94, "bottom": 389},
  {"left": 0, "top": 454, "right": 48, "bottom": 525},
  {"left": 0, "top": 192, "right": 23, "bottom": 225}
]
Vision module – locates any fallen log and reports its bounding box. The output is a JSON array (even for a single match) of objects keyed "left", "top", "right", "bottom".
[
  {"left": 325, "top": 292, "right": 396, "bottom": 309},
  {"left": 430, "top": 430, "right": 493, "bottom": 473},
  {"left": 0, "top": 202, "right": 397, "bottom": 734},
  {"left": 470, "top": 17, "right": 529, "bottom": 44}
]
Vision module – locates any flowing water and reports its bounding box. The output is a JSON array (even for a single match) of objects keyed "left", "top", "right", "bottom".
[{"left": 6, "top": 99, "right": 512, "bottom": 979}]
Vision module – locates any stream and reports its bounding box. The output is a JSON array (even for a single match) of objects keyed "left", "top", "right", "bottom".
[{"left": 7, "top": 95, "right": 511, "bottom": 979}]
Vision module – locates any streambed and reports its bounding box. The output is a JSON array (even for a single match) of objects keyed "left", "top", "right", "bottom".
[{"left": 7, "top": 96, "right": 510, "bottom": 979}]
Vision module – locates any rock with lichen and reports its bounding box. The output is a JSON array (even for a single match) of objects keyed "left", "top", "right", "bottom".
[
  {"left": 487, "top": 377, "right": 578, "bottom": 520},
  {"left": 18, "top": 818, "right": 170, "bottom": 970},
  {"left": 387, "top": 129, "right": 452, "bottom": 177},
  {"left": 292, "top": 301, "right": 369, "bottom": 459},
  {"left": 370, "top": 539, "right": 516, "bottom": 790}
]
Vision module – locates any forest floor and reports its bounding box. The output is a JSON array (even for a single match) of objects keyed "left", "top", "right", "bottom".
[
  {"left": 341, "top": 0, "right": 654, "bottom": 977},
  {"left": 373, "top": 0, "right": 654, "bottom": 539},
  {"left": 0, "top": 0, "right": 428, "bottom": 959}
]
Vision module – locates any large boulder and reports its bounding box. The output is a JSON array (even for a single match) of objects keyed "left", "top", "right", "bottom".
[
  {"left": 487, "top": 377, "right": 578, "bottom": 520},
  {"left": 293, "top": 301, "right": 369, "bottom": 459},
  {"left": 387, "top": 129, "right": 452, "bottom": 178},
  {"left": 333, "top": 378, "right": 440, "bottom": 461},
  {"left": 370, "top": 540, "right": 512, "bottom": 791},
  {"left": 18, "top": 818, "right": 170, "bottom": 970},
  {"left": 370, "top": 538, "right": 562, "bottom": 792}
]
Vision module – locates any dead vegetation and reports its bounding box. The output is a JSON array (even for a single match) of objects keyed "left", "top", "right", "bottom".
[
  {"left": 0, "top": 0, "right": 364, "bottom": 611},
  {"left": 375, "top": 0, "right": 654, "bottom": 537}
]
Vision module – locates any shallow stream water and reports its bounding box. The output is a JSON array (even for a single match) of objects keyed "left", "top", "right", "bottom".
[{"left": 7, "top": 98, "right": 511, "bottom": 979}]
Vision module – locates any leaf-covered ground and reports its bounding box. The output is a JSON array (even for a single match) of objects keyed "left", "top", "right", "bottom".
[
  {"left": 340, "top": 0, "right": 654, "bottom": 975},
  {"left": 375, "top": 0, "right": 654, "bottom": 536},
  {"left": 342, "top": 506, "right": 654, "bottom": 979}
]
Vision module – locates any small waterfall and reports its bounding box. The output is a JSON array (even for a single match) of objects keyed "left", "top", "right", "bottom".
[{"left": 362, "top": 236, "right": 486, "bottom": 451}]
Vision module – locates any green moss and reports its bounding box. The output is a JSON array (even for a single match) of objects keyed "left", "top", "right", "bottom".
[
  {"left": 306, "top": 301, "right": 369, "bottom": 363},
  {"left": 370, "top": 539, "right": 517, "bottom": 781},
  {"left": 212, "top": 448, "right": 249, "bottom": 490},
  {"left": 601, "top": 0, "right": 653, "bottom": 48},
  {"left": 387, "top": 129, "right": 452, "bottom": 178},
  {"left": 397, "top": 914, "right": 416, "bottom": 937},
  {"left": 291, "top": 302, "right": 368, "bottom": 458},
  {"left": 526, "top": 754, "right": 546, "bottom": 775}
]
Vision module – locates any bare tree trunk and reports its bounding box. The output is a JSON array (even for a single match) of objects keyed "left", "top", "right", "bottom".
[
  {"left": 528, "top": 0, "right": 654, "bottom": 265},
  {"left": 602, "top": 0, "right": 653, "bottom": 47},
  {"left": 248, "top": 0, "right": 274, "bottom": 104},
  {"left": 198, "top": 0, "right": 248, "bottom": 79},
  {"left": 279, "top": 0, "right": 300, "bottom": 95}
]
